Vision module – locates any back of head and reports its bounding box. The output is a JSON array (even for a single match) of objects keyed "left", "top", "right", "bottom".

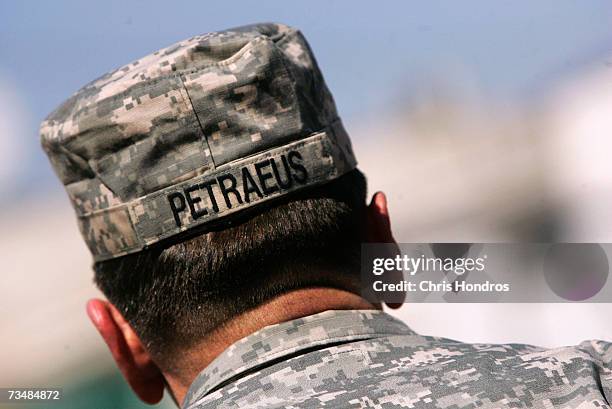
[
  {"left": 95, "top": 169, "right": 366, "bottom": 368},
  {"left": 40, "top": 22, "right": 364, "bottom": 369}
]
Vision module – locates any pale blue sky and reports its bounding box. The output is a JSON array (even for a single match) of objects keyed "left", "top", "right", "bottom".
[{"left": 1, "top": 1, "right": 611, "bottom": 201}]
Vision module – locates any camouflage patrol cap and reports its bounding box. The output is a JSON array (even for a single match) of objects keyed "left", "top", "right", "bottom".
[{"left": 40, "top": 22, "right": 357, "bottom": 262}]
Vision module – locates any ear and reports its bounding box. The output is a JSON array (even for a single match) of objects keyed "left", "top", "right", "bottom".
[
  {"left": 86, "top": 299, "right": 165, "bottom": 404},
  {"left": 366, "top": 192, "right": 405, "bottom": 309},
  {"left": 366, "top": 192, "right": 394, "bottom": 243}
]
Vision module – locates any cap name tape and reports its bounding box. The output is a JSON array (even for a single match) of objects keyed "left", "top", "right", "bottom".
[{"left": 82, "top": 131, "right": 339, "bottom": 261}]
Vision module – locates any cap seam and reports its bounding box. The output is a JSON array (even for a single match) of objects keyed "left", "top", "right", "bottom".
[
  {"left": 42, "top": 37, "right": 271, "bottom": 142},
  {"left": 176, "top": 73, "right": 217, "bottom": 170}
]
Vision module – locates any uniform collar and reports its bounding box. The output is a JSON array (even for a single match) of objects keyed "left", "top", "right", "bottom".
[{"left": 182, "top": 309, "right": 414, "bottom": 408}]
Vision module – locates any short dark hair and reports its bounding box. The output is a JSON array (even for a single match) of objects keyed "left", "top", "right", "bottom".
[{"left": 93, "top": 170, "right": 367, "bottom": 366}]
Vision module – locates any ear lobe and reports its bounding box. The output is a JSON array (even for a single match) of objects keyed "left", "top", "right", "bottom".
[{"left": 86, "top": 299, "right": 165, "bottom": 404}]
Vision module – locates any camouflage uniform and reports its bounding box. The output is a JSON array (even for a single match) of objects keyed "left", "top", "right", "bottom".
[{"left": 183, "top": 310, "right": 612, "bottom": 409}]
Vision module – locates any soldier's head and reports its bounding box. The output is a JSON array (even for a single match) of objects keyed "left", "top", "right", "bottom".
[{"left": 41, "top": 23, "right": 395, "bottom": 404}]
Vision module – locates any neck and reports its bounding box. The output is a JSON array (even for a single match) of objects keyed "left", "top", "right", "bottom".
[{"left": 164, "top": 287, "right": 378, "bottom": 405}]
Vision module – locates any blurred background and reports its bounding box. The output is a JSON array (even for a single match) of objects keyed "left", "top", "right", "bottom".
[{"left": 2, "top": 1, "right": 612, "bottom": 407}]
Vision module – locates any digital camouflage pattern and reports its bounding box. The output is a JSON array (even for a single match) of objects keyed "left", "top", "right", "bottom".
[
  {"left": 183, "top": 310, "right": 612, "bottom": 409},
  {"left": 40, "top": 23, "right": 356, "bottom": 261}
]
